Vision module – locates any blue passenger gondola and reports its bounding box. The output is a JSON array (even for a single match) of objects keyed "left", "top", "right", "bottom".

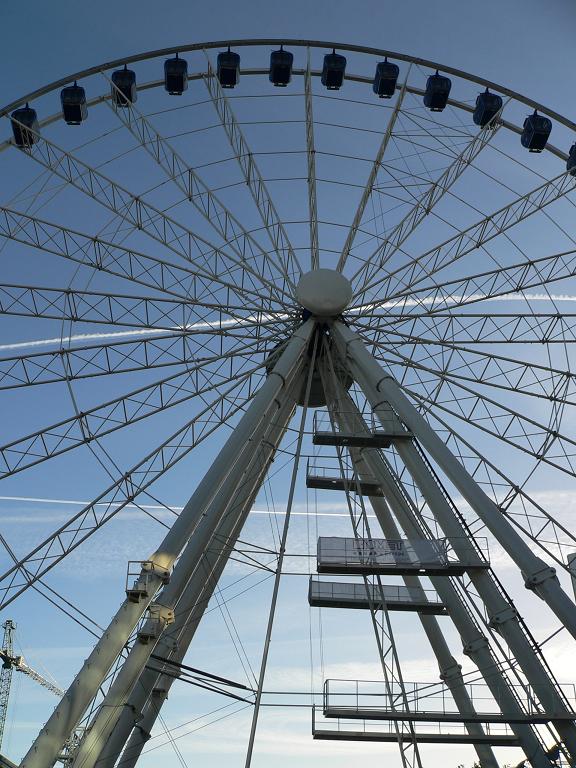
[
  {"left": 521, "top": 111, "right": 552, "bottom": 152},
  {"left": 111, "top": 66, "right": 137, "bottom": 106},
  {"left": 372, "top": 60, "right": 399, "bottom": 98},
  {"left": 567, "top": 143, "right": 576, "bottom": 177},
  {"left": 473, "top": 89, "right": 503, "bottom": 128},
  {"left": 60, "top": 83, "right": 87, "bottom": 125},
  {"left": 423, "top": 71, "right": 451, "bottom": 112},
  {"left": 321, "top": 50, "right": 346, "bottom": 90},
  {"left": 11, "top": 104, "right": 39, "bottom": 147},
  {"left": 217, "top": 49, "right": 240, "bottom": 88},
  {"left": 269, "top": 47, "right": 293, "bottom": 87},
  {"left": 164, "top": 55, "right": 188, "bottom": 95}
]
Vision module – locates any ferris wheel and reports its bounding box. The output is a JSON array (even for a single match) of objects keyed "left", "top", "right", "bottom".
[{"left": 2, "top": 38, "right": 576, "bottom": 768}]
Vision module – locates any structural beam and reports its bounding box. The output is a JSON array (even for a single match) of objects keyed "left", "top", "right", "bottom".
[
  {"left": 304, "top": 52, "right": 319, "bottom": 270},
  {"left": 324, "top": 384, "right": 553, "bottom": 767},
  {"left": 20, "top": 320, "right": 314, "bottom": 768},
  {"left": 337, "top": 67, "right": 410, "bottom": 272},
  {"left": 332, "top": 321, "right": 576, "bottom": 640},
  {"left": 332, "top": 322, "right": 576, "bottom": 762},
  {"left": 98, "top": 397, "right": 295, "bottom": 768},
  {"left": 106, "top": 74, "right": 294, "bottom": 301},
  {"left": 82, "top": 394, "right": 298, "bottom": 768},
  {"left": 350, "top": 99, "right": 501, "bottom": 288},
  {"left": 203, "top": 56, "right": 301, "bottom": 283}
]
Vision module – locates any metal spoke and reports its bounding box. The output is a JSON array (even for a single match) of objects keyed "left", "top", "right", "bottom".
[
  {"left": 10, "top": 118, "right": 286, "bottom": 312},
  {"left": 337, "top": 67, "right": 411, "bottom": 272},
  {"left": 304, "top": 51, "right": 319, "bottom": 270},
  {"left": 353, "top": 171, "right": 576, "bottom": 308},
  {"left": 0, "top": 204, "right": 279, "bottom": 307},
  {"left": 349, "top": 106, "right": 503, "bottom": 293},
  {"left": 0, "top": 370, "right": 260, "bottom": 609},
  {"left": 384, "top": 246, "right": 576, "bottom": 315},
  {"left": 105, "top": 74, "right": 295, "bottom": 302},
  {"left": 356, "top": 311, "right": 576, "bottom": 345},
  {"left": 360, "top": 328, "right": 576, "bottom": 405},
  {"left": 0, "top": 283, "right": 243, "bottom": 330},
  {"left": 203, "top": 54, "right": 302, "bottom": 282},
  {"left": 0, "top": 322, "right": 283, "bottom": 389},
  {"left": 400, "top": 372, "right": 576, "bottom": 480},
  {"left": 0, "top": 339, "right": 269, "bottom": 479}
]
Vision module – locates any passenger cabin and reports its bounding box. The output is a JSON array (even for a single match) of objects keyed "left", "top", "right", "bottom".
[
  {"left": 521, "top": 111, "right": 552, "bottom": 152},
  {"left": 567, "top": 143, "right": 576, "bottom": 177},
  {"left": 217, "top": 50, "right": 240, "bottom": 88},
  {"left": 111, "top": 66, "right": 137, "bottom": 107},
  {"left": 473, "top": 90, "right": 503, "bottom": 128},
  {"left": 60, "top": 83, "right": 87, "bottom": 125},
  {"left": 269, "top": 47, "right": 293, "bottom": 87},
  {"left": 11, "top": 105, "right": 39, "bottom": 148},
  {"left": 423, "top": 72, "right": 451, "bottom": 112},
  {"left": 164, "top": 56, "right": 188, "bottom": 95},
  {"left": 372, "top": 60, "right": 399, "bottom": 98},
  {"left": 321, "top": 51, "right": 346, "bottom": 90}
]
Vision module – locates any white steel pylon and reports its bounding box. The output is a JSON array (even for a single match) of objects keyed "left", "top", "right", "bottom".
[
  {"left": 20, "top": 320, "right": 314, "bottom": 768},
  {"left": 320, "top": 378, "right": 553, "bottom": 766}
]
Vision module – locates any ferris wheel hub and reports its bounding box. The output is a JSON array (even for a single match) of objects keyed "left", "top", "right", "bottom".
[{"left": 295, "top": 269, "right": 352, "bottom": 317}]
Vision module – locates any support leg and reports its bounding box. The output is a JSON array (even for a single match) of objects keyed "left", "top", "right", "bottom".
[
  {"left": 21, "top": 320, "right": 314, "bottom": 768},
  {"left": 331, "top": 321, "right": 576, "bottom": 639},
  {"left": 332, "top": 322, "right": 576, "bottom": 763},
  {"left": 71, "top": 362, "right": 309, "bottom": 768},
  {"left": 326, "top": 386, "right": 552, "bottom": 767},
  {"left": 95, "top": 397, "right": 296, "bottom": 767}
]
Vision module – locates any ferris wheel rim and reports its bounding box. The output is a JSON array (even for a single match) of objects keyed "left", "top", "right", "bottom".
[{"left": 1, "top": 36, "right": 575, "bottom": 135}]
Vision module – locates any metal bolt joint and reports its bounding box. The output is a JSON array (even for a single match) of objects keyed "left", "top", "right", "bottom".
[
  {"left": 439, "top": 660, "right": 463, "bottom": 681},
  {"left": 462, "top": 635, "right": 489, "bottom": 656},
  {"left": 488, "top": 605, "right": 517, "bottom": 631},
  {"left": 134, "top": 724, "right": 152, "bottom": 742},
  {"left": 523, "top": 564, "right": 558, "bottom": 590}
]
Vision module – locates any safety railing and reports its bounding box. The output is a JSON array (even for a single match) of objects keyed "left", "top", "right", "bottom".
[
  {"left": 317, "top": 535, "right": 490, "bottom": 574},
  {"left": 321, "top": 678, "right": 576, "bottom": 723},
  {"left": 308, "top": 576, "right": 446, "bottom": 612}
]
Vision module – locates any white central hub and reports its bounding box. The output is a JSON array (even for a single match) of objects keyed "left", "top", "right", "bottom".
[{"left": 295, "top": 269, "right": 352, "bottom": 317}]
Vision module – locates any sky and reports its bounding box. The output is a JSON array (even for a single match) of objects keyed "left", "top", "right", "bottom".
[{"left": 2, "top": 2, "right": 576, "bottom": 768}]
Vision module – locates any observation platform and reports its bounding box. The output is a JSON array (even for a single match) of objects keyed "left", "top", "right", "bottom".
[
  {"left": 312, "top": 708, "right": 520, "bottom": 746},
  {"left": 321, "top": 679, "right": 576, "bottom": 726},
  {"left": 312, "top": 411, "right": 411, "bottom": 449},
  {"left": 308, "top": 577, "right": 447, "bottom": 615},
  {"left": 317, "top": 537, "right": 490, "bottom": 576},
  {"left": 305, "top": 460, "right": 384, "bottom": 496}
]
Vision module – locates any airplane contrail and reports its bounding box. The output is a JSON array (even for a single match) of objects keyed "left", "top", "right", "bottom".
[
  {"left": 1, "top": 293, "right": 575, "bottom": 354},
  {"left": 0, "top": 312, "right": 289, "bottom": 353},
  {"left": 0, "top": 495, "right": 356, "bottom": 518}
]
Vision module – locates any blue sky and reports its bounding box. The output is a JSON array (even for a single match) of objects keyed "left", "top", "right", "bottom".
[{"left": 2, "top": 2, "right": 576, "bottom": 768}]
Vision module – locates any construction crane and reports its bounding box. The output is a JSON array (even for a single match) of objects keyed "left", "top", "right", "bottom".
[{"left": 0, "top": 620, "right": 64, "bottom": 752}]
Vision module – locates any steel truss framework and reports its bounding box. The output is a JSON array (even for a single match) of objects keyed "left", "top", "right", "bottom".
[{"left": 1, "top": 38, "right": 576, "bottom": 768}]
